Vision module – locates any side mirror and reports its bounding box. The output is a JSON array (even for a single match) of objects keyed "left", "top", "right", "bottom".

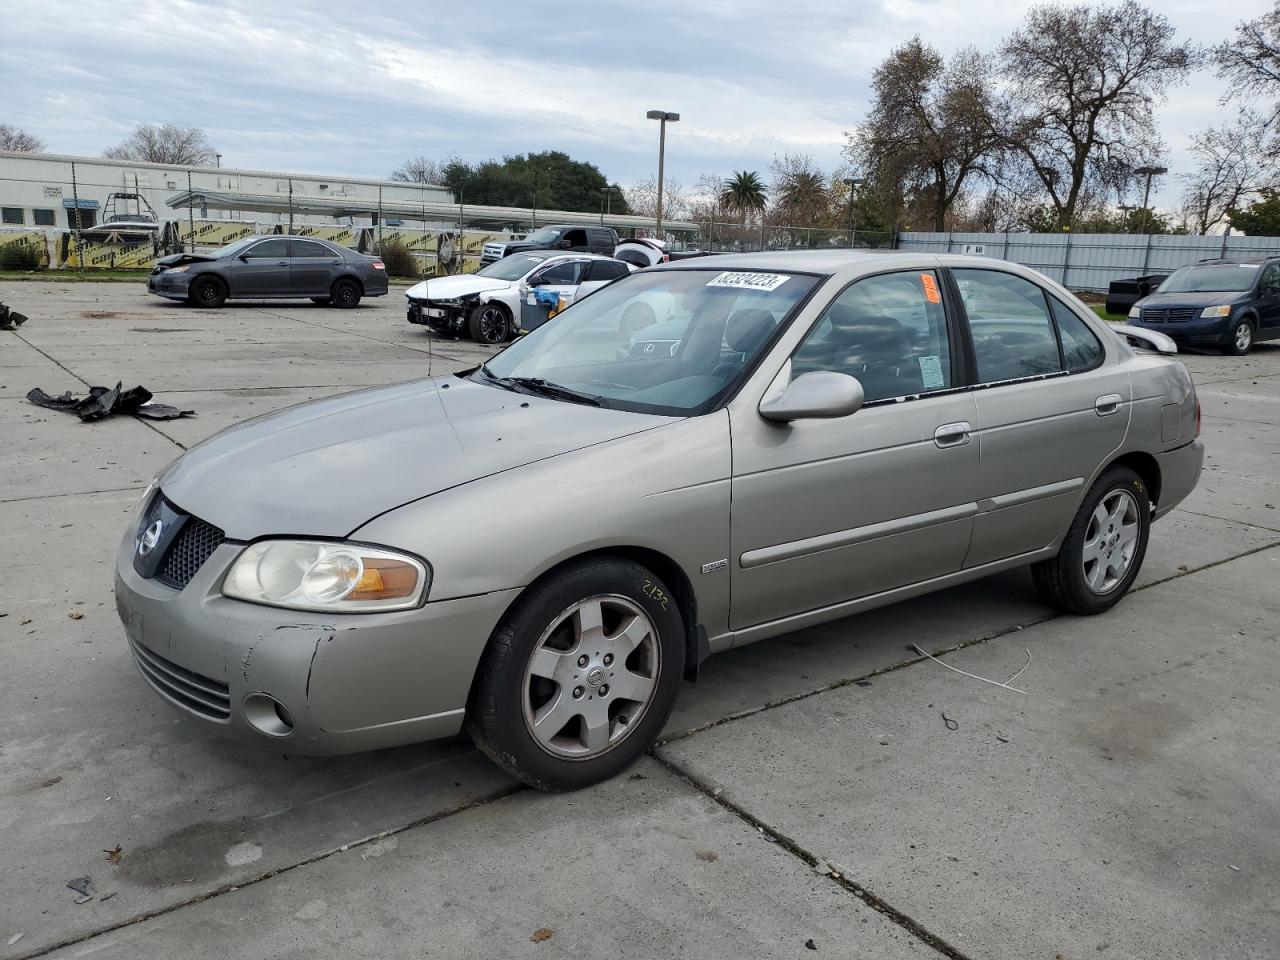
[
  {"left": 558, "top": 239, "right": 572, "bottom": 249},
  {"left": 1112, "top": 324, "right": 1177, "bottom": 355},
  {"left": 759, "top": 371, "right": 864, "bottom": 423}
]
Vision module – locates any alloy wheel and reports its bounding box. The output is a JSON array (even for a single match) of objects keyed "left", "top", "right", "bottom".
[
  {"left": 477, "top": 306, "right": 508, "bottom": 343},
  {"left": 521, "top": 595, "right": 660, "bottom": 760},
  {"left": 1235, "top": 322, "right": 1252, "bottom": 353},
  {"left": 1081, "top": 489, "right": 1141, "bottom": 594}
]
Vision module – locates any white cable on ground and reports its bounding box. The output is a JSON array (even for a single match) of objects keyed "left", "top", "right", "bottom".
[{"left": 910, "top": 643, "right": 1031, "bottom": 695}]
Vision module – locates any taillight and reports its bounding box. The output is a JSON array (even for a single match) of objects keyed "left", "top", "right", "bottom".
[{"left": 371, "top": 261, "right": 386, "bottom": 270}]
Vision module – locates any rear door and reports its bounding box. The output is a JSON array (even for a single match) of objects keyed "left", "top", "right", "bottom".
[
  {"left": 228, "top": 237, "right": 290, "bottom": 296},
  {"left": 729, "top": 268, "right": 980, "bottom": 629},
  {"left": 289, "top": 239, "right": 343, "bottom": 296},
  {"left": 948, "top": 267, "right": 1128, "bottom": 567}
]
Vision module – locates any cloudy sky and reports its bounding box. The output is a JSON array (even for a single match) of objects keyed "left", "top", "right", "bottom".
[{"left": 5, "top": 0, "right": 1272, "bottom": 208}]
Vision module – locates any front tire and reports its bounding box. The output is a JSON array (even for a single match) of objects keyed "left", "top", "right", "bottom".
[
  {"left": 187, "top": 275, "right": 226, "bottom": 308},
  {"left": 467, "top": 558, "right": 685, "bottom": 791},
  {"left": 468, "top": 301, "right": 512, "bottom": 344},
  {"left": 1225, "top": 318, "right": 1254, "bottom": 356},
  {"left": 1031, "top": 465, "right": 1150, "bottom": 615},
  {"left": 331, "top": 278, "right": 362, "bottom": 308}
]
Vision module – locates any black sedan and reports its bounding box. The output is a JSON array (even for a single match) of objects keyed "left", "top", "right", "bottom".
[
  {"left": 148, "top": 235, "right": 388, "bottom": 308},
  {"left": 1127, "top": 257, "right": 1280, "bottom": 355}
]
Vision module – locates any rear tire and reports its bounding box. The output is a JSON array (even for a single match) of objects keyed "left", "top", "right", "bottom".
[
  {"left": 1224, "top": 318, "right": 1254, "bottom": 356},
  {"left": 187, "top": 275, "right": 226, "bottom": 309},
  {"left": 468, "top": 301, "right": 512, "bottom": 344},
  {"left": 331, "top": 278, "right": 361, "bottom": 308},
  {"left": 1031, "top": 465, "right": 1150, "bottom": 615},
  {"left": 466, "top": 558, "right": 685, "bottom": 791}
]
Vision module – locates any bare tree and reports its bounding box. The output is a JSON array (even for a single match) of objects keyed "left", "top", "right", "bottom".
[
  {"left": 625, "top": 175, "right": 688, "bottom": 220},
  {"left": 850, "top": 38, "right": 1003, "bottom": 231},
  {"left": 0, "top": 124, "right": 44, "bottom": 152},
  {"left": 1213, "top": 4, "right": 1280, "bottom": 128},
  {"left": 103, "top": 124, "right": 217, "bottom": 165},
  {"left": 1180, "top": 114, "right": 1275, "bottom": 233},
  {"left": 391, "top": 156, "right": 450, "bottom": 185},
  {"left": 999, "top": 1, "right": 1197, "bottom": 230}
]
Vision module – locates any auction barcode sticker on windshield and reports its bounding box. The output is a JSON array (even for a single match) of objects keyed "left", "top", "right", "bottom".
[{"left": 706, "top": 271, "right": 790, "bottom": 292}]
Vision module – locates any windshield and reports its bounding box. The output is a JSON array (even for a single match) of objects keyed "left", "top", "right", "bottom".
[
  {"left": 478, "top": 268, "right": 820, "bottom": 415},
  {"left": 523, "top": 227, "right": 561, "bottom": 244},
  {"left": 1157, "top": 263, "right": 1259, "bottom": 294},
  {"left": 476, "top": 253, "right": 552, "bottom": 281},
  {"left": 204, "top": 237, "right": 258, "bottom": 259}
]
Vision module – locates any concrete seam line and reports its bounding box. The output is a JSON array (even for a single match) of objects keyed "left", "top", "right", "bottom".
[
  {"left": 0, "top": 485, "right": 146, "bottom": 505},
  {"left": 253, "top": 306, "right": 474, "bottom": 361},
  {"left": 1180, "top": 508, "right": 1280, "bottom": 536},
  {"left": 652, "top": 752, "right": 971, "bottom": 960},
  {"left": 8, "top": 783, "right": 525, "bottom": 960}
]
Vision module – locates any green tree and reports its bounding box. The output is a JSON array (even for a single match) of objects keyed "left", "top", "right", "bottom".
[
  {"left": 433, "top": 151, "right": 629, "bottom": 215},
  {"left": 719, "top": 171, "right": 768, "bottom": 224},
  {"left": 1227, "top": 188, "right": 1280, "bottom": 234}
]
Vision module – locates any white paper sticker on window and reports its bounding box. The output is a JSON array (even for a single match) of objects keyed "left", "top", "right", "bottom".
[
  {"left": 919, "top": 355, "right": 945, "bottom": 389},
  {"left": 706, "top": 271, "right": 790, "bottom": 292}
]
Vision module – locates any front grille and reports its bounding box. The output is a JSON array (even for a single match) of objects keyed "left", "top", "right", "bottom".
[
  {"left": 129, "top": 638, "right": 231, "bottom": 721},
  {"left": 1141, "top": 307, "right": 1198, "bottom": 323},
  {"left": 156, "top": 516, "right": 225, "bottom": 589}
]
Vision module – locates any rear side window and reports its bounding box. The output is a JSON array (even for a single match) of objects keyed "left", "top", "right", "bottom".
[
  {"left": 1049, "top": 296, "right": 1104, "bottom": 372},
  {"left": 954, "top": 269, "right": 1061, "bottom": 383},
  {"left": 793, "top": 270, "right": 953, "bottom": 402},
  {"left": 290, "top": 239, "right": 335, "bottom": 258},
  {"left": 587, "top": 259, "right": 628, "bottom": 282}
]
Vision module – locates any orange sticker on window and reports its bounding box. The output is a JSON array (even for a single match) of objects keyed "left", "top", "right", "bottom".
[{"left": 920, "top": 273, "right": 941, "bottom": 304}]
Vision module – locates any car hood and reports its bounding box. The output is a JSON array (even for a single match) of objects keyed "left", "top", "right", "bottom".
[
  {"left": 1138, "top": 290, "right": 1250, "bottom": 309},
  {"left": 159, "top": 377, "right": 675, "bottom": 540},
  {"left": 155, "top": 252, "right": 219, "bottom": 267},
  {"left": 405, "top": 275, "right": 511, "bottom": 301}
]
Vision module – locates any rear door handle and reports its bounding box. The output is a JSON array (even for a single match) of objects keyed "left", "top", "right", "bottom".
[
  {"left": 1095, "top": 394, "right": 1124, "bottom": 416},
  {"left": 934, "top": 421, "right": 972, "bottom": 448}
]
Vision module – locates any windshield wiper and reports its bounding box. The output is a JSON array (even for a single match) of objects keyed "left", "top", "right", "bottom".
[{"left": 501, "top": 377, "right": 602, "bottom": 406}]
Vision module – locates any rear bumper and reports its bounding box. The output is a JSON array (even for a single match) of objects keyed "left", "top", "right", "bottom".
[{"left": 1152, "top": 439, "right": 1204, "bottom": 520}]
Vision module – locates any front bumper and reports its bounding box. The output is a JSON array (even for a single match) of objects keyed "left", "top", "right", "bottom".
[
  {"left": 113, "top": 517, "right": 518, "bottom": 755},
  {"left": 147, "top": 271, "right": 192, "bottom": 301},
  {"left": 407, "top": 298, "right": 466, "bottom": 331},
  {"left": 1152, "top": 438, "right": 1205, "bottom": 521},
  {"left": 1128, "top": 316, "right": 1233, "bottom": 346}
]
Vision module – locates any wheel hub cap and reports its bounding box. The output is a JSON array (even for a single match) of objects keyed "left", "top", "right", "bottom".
[{"left": 1082, "top": 489, "right": 1141, "bottom": 595}]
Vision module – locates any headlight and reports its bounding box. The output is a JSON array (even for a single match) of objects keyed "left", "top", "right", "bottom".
[
  {"left": 166, "top": 265, "right": 190, "bottom": 274},
  {"left": 1128, "top": 305, "right": 1141, "bottom": 319},
  {"left": 223, "top": 540, "right": 429, "bottom": 612},
  {"left": 1200, "top": 305, "right": 1232, "bottom": 318}
]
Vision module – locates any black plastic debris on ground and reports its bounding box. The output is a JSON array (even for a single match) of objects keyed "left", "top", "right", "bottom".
[
  {"left": 28, "top": 382, "right": 194, "bottom": 422},
  {"left": 0, "top": 301, "right": 28, "bottom": 330}
]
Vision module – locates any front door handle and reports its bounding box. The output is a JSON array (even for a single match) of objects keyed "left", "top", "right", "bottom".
[
  {"left": 934, "top": 421, "right": 972, "bottom": 448},
  {"left": 1095, "top": 394, "right": 1124, "bottom": 416}
]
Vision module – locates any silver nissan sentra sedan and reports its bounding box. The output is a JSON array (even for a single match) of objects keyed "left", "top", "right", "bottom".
[{"left": 115, "top": 251, "right": 1203, "bottom": 790}]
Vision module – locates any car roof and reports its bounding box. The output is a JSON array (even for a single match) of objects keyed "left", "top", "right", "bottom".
[
  {"left": 652, "top": 249, "right": 918, "bottom": 274},
  {"left": 1191, "top": 257, "right": 1277, "bottom": 266}
]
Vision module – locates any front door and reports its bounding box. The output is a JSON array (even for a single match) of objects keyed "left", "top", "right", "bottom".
[
  {"left": 228, "top": 237, "right": 290, "bottom": 297},
  {"left": 1255, "top": 262, "right": 1280, "bottom": 333},
  {"left": 949, "top": 268, "right": 1129, "bottom": 567},
  {"left": 289, "top": 238, "right": 343, "bottom": 297},
  {"left": 730, "top": 268, "right": 979, "bottom": 629}
]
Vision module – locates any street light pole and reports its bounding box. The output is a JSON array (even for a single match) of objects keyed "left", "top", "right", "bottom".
[
  {"left": 1134, "top": 165, "right": 1168, "bottom": 235},
  {"left": 1118, "top": 204, "right": 1136, "bottom": 234},
  {"left": 646, "top": 110, "right": 680, "bottom": 239},
  {"left": 842, "top": 177, "right": 864, "bottom": 247}
]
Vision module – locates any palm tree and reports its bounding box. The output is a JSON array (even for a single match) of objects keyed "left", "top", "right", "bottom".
[
  {"left": 778, "top": 170, "right": 830, "bottom": 226},
  {"left": 719, "top": 171, "right": 768, "bottom": 225}
]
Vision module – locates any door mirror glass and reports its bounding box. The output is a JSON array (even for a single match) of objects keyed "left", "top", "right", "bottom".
[
  {"left": 558, "top": 239, "right": 572, "bottom": 249},
  {"left": 759, "top": 371, "right": 864, "bottom": 423}
]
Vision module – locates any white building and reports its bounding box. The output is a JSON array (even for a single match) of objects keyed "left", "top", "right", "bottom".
[{"left": 0, "top": 150, "right": 451, "bottom": 232}]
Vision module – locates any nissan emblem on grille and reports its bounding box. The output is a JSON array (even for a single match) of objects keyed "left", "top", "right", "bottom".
[{"left": 137, "top": 519, "right": 164, "bottom": 557}]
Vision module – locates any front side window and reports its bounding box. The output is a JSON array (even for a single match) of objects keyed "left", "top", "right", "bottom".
[
  {"left": 1258, "top": 263, "right": 1280, "bottom": 294},
  {"left": 954, "top": 269, "right": 1062, "bottom": 383},
  {"left": 792, "top": 270, "right": 953, "bottom": 402},
  {"left": 245, "top": 238, "right": 289, "bottom": 259},
  {"left": 480, "top": 268, "right": 819, "bottom": 415},
  {"left": 535, "top": 260, "right": 587, "bottom": 286}
]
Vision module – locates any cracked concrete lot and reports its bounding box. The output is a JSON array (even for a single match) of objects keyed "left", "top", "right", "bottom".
[{"left": 2, "top": 281, "right": 1278, "bottom": 959}]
